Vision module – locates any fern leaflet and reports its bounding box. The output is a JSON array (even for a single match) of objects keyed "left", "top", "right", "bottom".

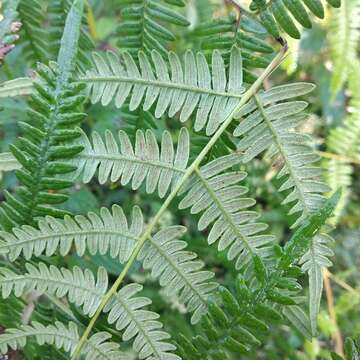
[
  {"left": 0, "top": 321, "right": 124, "bottom": 359},
  {"left": 0, "top": 205, "right": 142, "bottom": 262},
  {"left": 0, "top": 263, "right": 108, "bottom": 316},
  {"left": 139, "top": 225, "right": 217, "bottom": 324},
  {"left": 300, "top": 233, "right": 334, "bottom": 335},
  {"left": 83, "top": 46, "right": 244, "bottom": 135},
  {"left": 70, "top": 127, "right": 189, "bottom": 198},
  {"left": 179, "top": 154, "right": 275, "bottom": 273}
]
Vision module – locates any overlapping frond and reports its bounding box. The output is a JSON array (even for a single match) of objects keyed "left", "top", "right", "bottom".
[
  {"left": 104, "top": 283, "right": 180, "bottom": 360},
  {"left": 18, "top": 0, "right": 48, "bottom": 64},
  {"left": 0, "top": 321, "right": 125, "bottom": 359},
  {"left": 0, "top": 63, "right": 86, "bottom": 230},
  {"left": 190, "top": 13, "right": 274, "bottom": 83},
  {"left": 0, "top": 204, "right": 142, "bottom": 262},
  {"left": 0, "top": 263, "right": 108, "bottom": 316},
  {"left": 0, "top": 0, "right": 86, "bottom": 231},
  {"left": 250, "top": 0, "right": 341, "bottom": 39},
  {"left": 83, "top": 46, "right": 244, "bottom": 135},
  {"left": 300, "top": 233, "right": 334, "bottom": 335},
  {"left": 329, "top": 0, "right": 360, "bottom": 94},
  {"left": 139, "top": 225, "right": 218, "bottom": 324},
  {"left": 0, "top": 321, "right": 78, "bottom": 356},
  {"left": 0, "top": 78, "right": 33, "bottom": 98},
  {"left": 176, "top": 281, "right": 286, "bottom": 359},
  {"left": 116, "top": 0, "right": 189, "bottom": 58},
  {"left": 234, "top": 82, "right": 330, "bottom": 227},
  {"left": 179, "top": 154, "right": 275, "bottom": 273},
  {"left": 71, "top": 128, "right": 189, "bottom": 198}
]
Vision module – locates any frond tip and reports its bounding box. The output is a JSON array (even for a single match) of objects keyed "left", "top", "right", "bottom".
[{"left": 83, "top": 46, "right": 244, "bottom": 135}]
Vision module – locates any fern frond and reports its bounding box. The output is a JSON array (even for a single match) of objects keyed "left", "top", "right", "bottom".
[
  {"left": 179, "top": 154, "right": 275, "bottom": 273},
  {"left": 18, "top": 0, "right": 48, "bottom": 65},
  {"left": 71, "top": 128, "right": 189, "bottom": 198},
  {"left": 324, "top": 66, "right": 360, "bottom": 217},
  {"left": 0, "top": 321, "right": 124, "bottom": 359},
  {"left": 0, "top": 205, "right": 142, "bottom": 262},
  {"left": 0, "top": 64, "right": 85, "bottom": 230},
  {"left": 116, "top": 0, "right": 189, "bottom": 58},
  {"left": 234, "top": 82, "right": 330, "bottom": 227},
  {"left": 83, "top": 46, "right": 244, "bottom": 135},
  {"left": 139, "top": 225, "right": 218, "bottom": 324},
  {"left": 299, "top": 233, "right": 334, "bottom": 335},
  {"left": 234, "top": 86, "right": 336, "bottom": 335},
  {"left": 104, "top": 283, "right": 180, "bottom": 360},
  {"left": 0, "top": 78, "right": 33, "bottom": 98},
  {"left": 249, "top": 0, "right": 341, "bottom": 39},
  {"left": 329, "top": 0, "right": 360, "bottom": 94},
  {"left": 0, "top": 1, "right": 86, "bottom": 230},
  {"left": 0, "top": 263, "right": 108, "bottom": 316},
  {"left": 176, "top": 281, "right": 284, "bottom": 359}
]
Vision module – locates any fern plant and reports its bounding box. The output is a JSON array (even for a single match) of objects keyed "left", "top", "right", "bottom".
[{"left": 0, "top": 0, "right": 349, "bottom": 359}]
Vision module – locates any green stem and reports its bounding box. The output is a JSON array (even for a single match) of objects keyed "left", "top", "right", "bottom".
[{"left": 70, "top": 45, "right": 288, "bottom": 360}]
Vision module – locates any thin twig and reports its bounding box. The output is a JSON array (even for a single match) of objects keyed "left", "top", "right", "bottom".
[
  {"left": 318, "top": 151, "right": 360, "bottom": 165},
  {"left": 323, "top": 268, "right": 344, "bottom": 356}
]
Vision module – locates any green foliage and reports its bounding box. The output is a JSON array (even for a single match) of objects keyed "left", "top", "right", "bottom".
[
  {"left": 0, "top": 0, "right": 86, "bottom": 230},
  {"left": 17, "top": 0, "right": 47, "bottom": 65},
  {"left": 116, "top": 0, "right": 189, "bottom": 57},
  {"left": 248, "top": 0, "right": 341, "bottom": 39},
  {"left": 0, "top": 0, "right": 354, "bottom": 359},
  {"left": 189, "top": 12, "right": 274, "bottom": 82}
]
